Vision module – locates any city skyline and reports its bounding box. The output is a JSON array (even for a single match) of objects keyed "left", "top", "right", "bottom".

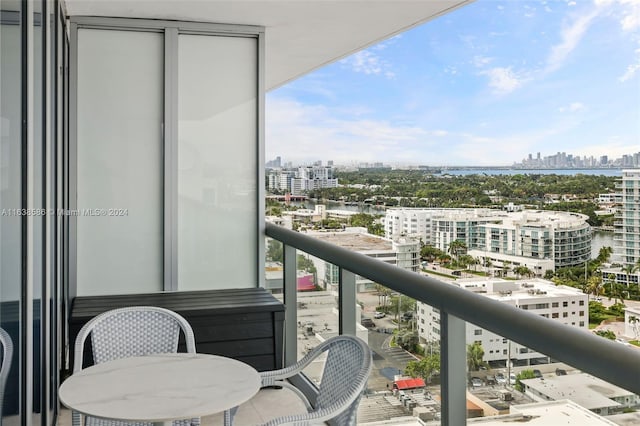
[
  {"left": 266, "top": 149, "right": 640, "bottom": 169},
  {"left": 266, "top": 0, "right": 640, "bottom": 166}
]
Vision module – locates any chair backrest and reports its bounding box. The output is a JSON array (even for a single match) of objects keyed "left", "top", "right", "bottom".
[
  {"left": 73, "top": 306, "right": 196, "bottom": 372},
  {"left": 314, "top": 335, "right": 372, "bottom": 424},
  {"left": 0, "top": 328, "right": 13, "bottom": 419}
]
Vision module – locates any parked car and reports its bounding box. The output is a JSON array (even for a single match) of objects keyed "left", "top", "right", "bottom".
[
  {"left": 533, "top": 369, "right": 542, "bottom": 378},
  {"left": 486, "top": 375, "right": 497, "bottom": 385},
  {"left": 401, "top": 312, "right": 413, "bottom": 321},
  {"left": 509, "top": 372, "right": 517, "bottom": 385},
  {"left": 555, "top": 368, "right": 567, "bottom": 376},
  {"left": 470, "top": 377, "right": 483, "bottom": 387},
  {"left": 495, "top": 372, "right": 507, "bottom": 384},
  {"left": 361, "top": 318, "right": 375, "bottom": 328},
  {"left": 374, "top": 311, "right": 386, "bottom": 319}
]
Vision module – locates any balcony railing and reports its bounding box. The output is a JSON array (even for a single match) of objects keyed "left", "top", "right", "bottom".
[{"left": 265, "top": 222, "right": 640, "bottom": 425}]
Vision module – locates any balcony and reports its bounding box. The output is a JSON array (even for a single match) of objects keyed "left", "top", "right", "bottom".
[{"left": 261, "top": 223, "right": 640, "bottom": 425}]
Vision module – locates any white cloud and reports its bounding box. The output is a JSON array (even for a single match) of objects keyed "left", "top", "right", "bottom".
[
  {"left": 619, "top": 48, "right": 640, "bottom": 81},
  {"left": 472, "top": 55, "right": 493, "bottom": 68},
  {"left": 546, "top": 10, "right": 598, "bottom": 73},
  {"left": 568, "top": 1, "right": 577, "bottom": 6},
  {"left": 340, "top": 49, "right": 395, "bottom": 79},
  {"left": 559, "top": 102, "right": 586, "bottom": 112},
  {"left": 265, "top": 97, "right": 429, "bottom": 164},
  {"left": 481, "top": 67, "right": 524, "bottom": 94}
]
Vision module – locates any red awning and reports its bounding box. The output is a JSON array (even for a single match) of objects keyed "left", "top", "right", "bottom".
[
  {"left": 394, "top": 378, "right": 425, "bottom": 390},
  {"left": 297, "top": 275, "right": 315, "bottom": 291}
]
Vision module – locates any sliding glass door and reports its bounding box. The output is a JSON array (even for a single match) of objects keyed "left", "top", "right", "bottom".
[
  {"left": 75, "top": 29, "right": 164, "bottom": 295},
  {"left": 178, "top": 34, "right": 257, "bottom": 290},
  {"left": 71, "top": 20, "right": 263, "bottom": 297}
]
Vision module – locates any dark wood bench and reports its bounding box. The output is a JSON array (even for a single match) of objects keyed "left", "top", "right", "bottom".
[{"left": 69, "top": 287, "right": 284, "bottom": 373}]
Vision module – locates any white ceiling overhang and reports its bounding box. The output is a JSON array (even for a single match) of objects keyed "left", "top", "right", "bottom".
[{"left": 62, "top": 0, "right": 473, "bottom": 90}]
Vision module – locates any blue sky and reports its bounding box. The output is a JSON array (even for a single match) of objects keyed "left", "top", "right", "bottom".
[{"left": 265, "top": 0, "right": 640, "bottom": 166}]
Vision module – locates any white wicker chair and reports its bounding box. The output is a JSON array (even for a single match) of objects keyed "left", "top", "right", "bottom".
[
  {"left": 227, "top": 335, "right": 372, "bottom": 426},
  {"left": 1, "top": 327, "right": 13, "bottom": 425},
  {"left": 71, "top": 306, "right": 198, "bottom": 426}
]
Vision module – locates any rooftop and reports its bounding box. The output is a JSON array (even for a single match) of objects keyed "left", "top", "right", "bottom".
[
  {"left": 454, "top": 278, "right": 586, "bottom": 301},
  {"left": 520, "top": 374, "right": 633, "bottom": 410},
  {"left": 304, "top": 229, "right": 393, "bottom": 252}
]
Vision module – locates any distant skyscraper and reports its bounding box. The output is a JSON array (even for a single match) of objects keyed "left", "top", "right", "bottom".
[{"left": 614, "top": 169, "right": 640, "bottom": 268}]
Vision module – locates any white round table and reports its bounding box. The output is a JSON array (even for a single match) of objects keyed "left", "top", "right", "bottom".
[{"left": 59, "top": 353, "right": 261, "bottom": 426}]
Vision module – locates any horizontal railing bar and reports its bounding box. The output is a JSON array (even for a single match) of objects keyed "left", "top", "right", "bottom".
[{"left": 266, "top": 222, "right": 640, "bottom": 394}]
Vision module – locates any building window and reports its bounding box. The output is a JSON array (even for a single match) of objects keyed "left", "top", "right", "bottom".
[
  {"left": 474, "top": 329, "right": 482, "bottom": 335},
  {"left": 579, "top": 300, "right": 585, "bottom": 306},
  {"left": 563, "top": 312, "right": 568, "bottom": 318},
  {"left": 552, "top": 302, "right": 559, "bottom": 308},
  {"left": 552, "top": 313, "right": 559, "bottom": 318},
  {"left": 579, "top": 311, "right": 584, "bottom": 316},
  {"left": 563, "top": 301, "right": 568, "bottom": 307}
]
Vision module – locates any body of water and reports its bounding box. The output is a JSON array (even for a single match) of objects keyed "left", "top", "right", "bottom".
[
  {"left": 591, "top": 230, "right": 615, "bottom": 260},
  {"left": 441, "top": 168, "right": 623, "bottom": 177}
]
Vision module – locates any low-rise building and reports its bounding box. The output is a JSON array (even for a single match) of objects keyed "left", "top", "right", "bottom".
[
  {"left": 417, "top": 278, "right": 588, "bottom": 366},
  {"left": 520, "top": 374, "right": 640, "bottom": 416},
  {"left": 304, "top": 228, "right": 420, "bottom": 292}
]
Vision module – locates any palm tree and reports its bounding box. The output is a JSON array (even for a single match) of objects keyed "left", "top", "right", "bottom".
[
  {"left": 597, "top": 246, "right": 613, "bottom": 263},
  {"left": 447, "top": 240, "right": 467, "bottom": 263},
  {"left": 585, "top": 275, "right": 604, "bottom": 301},
  {"left": 513, "top": 265, "right": 533, "bottom": 279},
  {"left": 466, "top": 342, "right": 486, "bottom": 372},
  {"left": 502, "top": 260, "right": 512, "bottom": 278},
  {"left": 629, "top": 315, "right": 640, "bottom": 340},
  {"left": 622, "top": 264, "right": 635, "bottom": 287}
]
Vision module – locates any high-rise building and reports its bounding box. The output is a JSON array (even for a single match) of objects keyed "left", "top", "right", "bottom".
[{"left": 615, "top": 169, "right": 640, "bottom": 268}]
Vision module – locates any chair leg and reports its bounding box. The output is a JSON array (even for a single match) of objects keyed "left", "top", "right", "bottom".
[{"left": 223, "top": 406, "right": 238, "bottom": 426}]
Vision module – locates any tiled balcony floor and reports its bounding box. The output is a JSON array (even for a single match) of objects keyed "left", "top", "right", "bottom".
[
  {"left": 57, "top": 388, "right": 309, "bottom": 426},
  {"left": 57, "top": 390, "right": 421, "bottom": 425}
]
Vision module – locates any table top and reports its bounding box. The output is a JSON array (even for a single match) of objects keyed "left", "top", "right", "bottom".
[{"left": 59, "top": 353, "right": 261, "bottom": 423}]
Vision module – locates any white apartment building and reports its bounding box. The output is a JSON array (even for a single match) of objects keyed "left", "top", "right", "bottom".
[
  {"left": 615, "top": 169, "right": 640, "bottom": 268},
  {"left": 601, "top": 169, "right": 640, "bottom": 287},
  {"left": 384, "top": 208, "right": 495, "bottom": 243},
  {"left": 266, "top": 166, "right": 339, "bottom": 194},
  {"left": 417, "top": 278, "right": 588, "bottom": 366},
  {"left": 384, "top": 208, "right": 591, "bottom": 270},
  {"left": 304, "top": 229, "right": 420, "bottom": 293}
]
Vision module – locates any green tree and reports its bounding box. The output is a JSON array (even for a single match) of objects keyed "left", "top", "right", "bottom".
[
  {"left": 513, "top": 265, "right": 533, "bottom": 279},
  {"left": 448, "top": 240, "right": 467, "bottom": 263},
  {"left": 350, "top": 213, "right": 374, "bottom": 228},
  {"left": 388, "top": 295, "right": 416, "bottom": 320},
  {"left": 595, "top": 329, "right": 616, "bottom": 340},
  {"left": 585, "top": 275, "right": 604, "bottom": 301},
  {"left": 622, "top": 264, "right": 636, "bottom": 287},
  {"left": 405, "top": 353, "right": 440, "bottom": 382},
  {"left": 266, "top": 240, "right": 283, "bottom": 262},
  {"left": 597, "top": 246, "right": 613, "bottom": 263},
  {"left": 396, "top": 330, "right": 419, "bottom": 351},
  {"left": 466, "top": 342, "right": 486, "bottom": 372},
  {"left": 515, "top": 370, "right": 536, "bottom": 392},
  {"left": 421, "top": 245, "right": 444, "bottom": 262}
]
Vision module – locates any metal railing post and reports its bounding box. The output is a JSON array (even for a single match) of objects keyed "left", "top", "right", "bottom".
[
  {"left": 339, "top": 268, "right": 356, "bottom": 336},
  {"left": 440, "top": 311, "right": 466, "bottom": 426},
  {"left": 283, "top": 243, "right": 297, "bottom": 366}
]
